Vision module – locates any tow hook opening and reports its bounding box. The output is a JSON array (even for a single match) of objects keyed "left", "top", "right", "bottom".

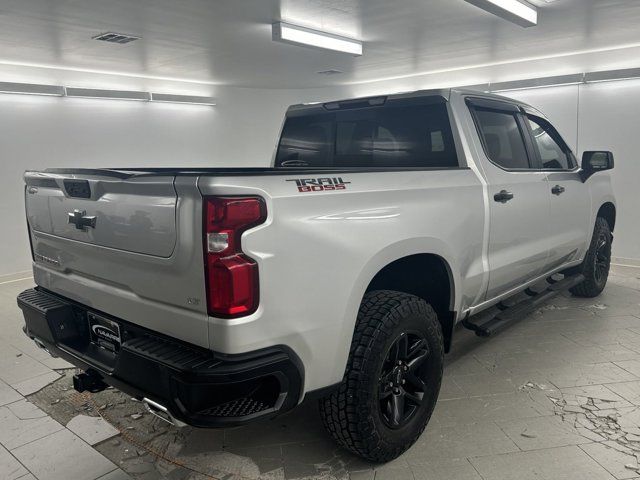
[
  {"left": 73, "top": 370, "right": 108, "bottom": 393},
  {"left": 143, "top": 397, "right": 186, "bottom": 427}
]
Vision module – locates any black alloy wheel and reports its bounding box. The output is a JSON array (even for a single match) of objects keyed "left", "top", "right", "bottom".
[
  {"left": 570, "top": 216, "right": 612, "bottom": 298},
  {"left": 319, "top": 290, "right": 444, "bottom": 462},
  {"left": 594, "top": 231, "right": 611, "bottom": 286},
  {"left": 378, "top": 332, "right": 429, "bottom": 428}
]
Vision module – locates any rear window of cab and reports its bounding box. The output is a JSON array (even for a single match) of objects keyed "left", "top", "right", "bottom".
[{"left": 276, "top": 102, "right": 459, "bottom": 169}]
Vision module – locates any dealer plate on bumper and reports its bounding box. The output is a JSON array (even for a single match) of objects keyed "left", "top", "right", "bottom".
[{"left": 88, "top": 312, "right": 121, "bottom": 352}]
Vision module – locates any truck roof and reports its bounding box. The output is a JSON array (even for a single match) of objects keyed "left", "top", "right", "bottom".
[{"left": 286, "top": 87, "right": 539, "bottom": 116}]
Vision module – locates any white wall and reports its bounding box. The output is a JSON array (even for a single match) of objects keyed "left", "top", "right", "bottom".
[
  {"left": 507, "top": 80, "right": 640, "bottom": 264},
  {"left": 578, "top": 80, "right": 640, "bottom": 264}
]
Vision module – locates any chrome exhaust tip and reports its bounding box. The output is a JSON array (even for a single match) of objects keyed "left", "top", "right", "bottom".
[{"left": 142, "top": 398, "right": 186, "bottom": 427}]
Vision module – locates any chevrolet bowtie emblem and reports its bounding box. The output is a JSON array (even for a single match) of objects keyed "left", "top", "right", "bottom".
[{"left": 68, "top": 209, "right": 97, "bottom": 230}]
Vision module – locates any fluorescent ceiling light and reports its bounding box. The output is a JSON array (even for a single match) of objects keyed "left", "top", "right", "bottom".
[
  {"left": 65, "top": 87, "right": 150, "bottom": 101},
  {"left": 0, "top": 82, "right": 216, "bottom": 106},
  {"left": 0, "top": 81, "right": 64, "bottom": 96},
  {"left": 490, "top": 81, "right": 581, "bottom": 92},
  {"left": 0, "top": 59, "right": 217, "bottom": 86},
  {"left": 273, "top": 22, "right": 362, "bottom": 56},
  {"left": 464, "top": 0, "right": 538, "bottom": 27},
  {"left": 150, "top": 93, "right": 216, "bottom": 106},
  {"left": 490, "top": 73, "right": 584, "bottom": 92},
  {"left": 584, "top": 68, "right": 640, "bottom": 84}
]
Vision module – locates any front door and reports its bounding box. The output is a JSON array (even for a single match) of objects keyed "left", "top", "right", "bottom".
[{"left": 524, "top": 113, "right": 591, "bottom": 269}]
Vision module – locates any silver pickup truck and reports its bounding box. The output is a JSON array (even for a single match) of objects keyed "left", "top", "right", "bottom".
[{"left": 17, "top": 88, "right": 616, "bottom": 462}]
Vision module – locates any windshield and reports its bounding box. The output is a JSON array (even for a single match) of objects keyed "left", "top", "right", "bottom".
[{"left": 275, "top": 102, "right": 459, "bottom": 168}]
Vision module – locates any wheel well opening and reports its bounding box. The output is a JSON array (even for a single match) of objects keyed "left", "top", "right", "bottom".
[
  {"left": 366, "top": 254, "right": 455, "bottom": 352},
  {"left": 597, "top": 202, "right": 616, "bottom": 232}
]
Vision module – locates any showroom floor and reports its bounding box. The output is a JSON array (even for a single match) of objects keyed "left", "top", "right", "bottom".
[{"left": 1, "top": 266, "right": 640, "bottom": 480}]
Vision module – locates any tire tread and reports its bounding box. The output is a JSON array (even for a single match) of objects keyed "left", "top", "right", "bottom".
[
  {"left": 319, "top": 290, "right": 443, "bottom": 462},
  {"left": 570, "top": 217, "right": 611, "bottom": 298}
]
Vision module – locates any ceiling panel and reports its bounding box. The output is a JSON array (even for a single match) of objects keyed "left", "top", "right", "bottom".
[{"left": 0, "top": 0, "right": 638, "bottom": 88}]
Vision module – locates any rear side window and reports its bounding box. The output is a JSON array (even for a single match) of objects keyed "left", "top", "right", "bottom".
[
  {"left": 526, "top": 115, "right": 574, "bottom": 170},
  {"left": 473, "top": 109, "right": 530, "bottom": 170},
  {"left": 276, "top": 103, "right": 459, "bottom": 168}
]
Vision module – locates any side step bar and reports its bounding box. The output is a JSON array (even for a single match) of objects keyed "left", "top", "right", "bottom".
[{"left": 462, "top": 273, "right": 585, "bottom": 337}]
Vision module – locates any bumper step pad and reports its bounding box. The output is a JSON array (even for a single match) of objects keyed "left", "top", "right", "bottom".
[{"left": 199, "top": 397, "right": 269, "bottom": 417}]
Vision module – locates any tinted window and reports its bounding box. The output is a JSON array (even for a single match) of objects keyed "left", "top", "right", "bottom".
[
  {"left": 527, "top": 116, "right": 572, "bottom": 169},
  {"left": 275, "top": 103, "right": 459, "bottom": 168},
  {"left": 276, "top": 115, "right": 333, "bottom": 167},
  {"left": 474, "top": 109, "right": 530, "bottom": 170}
]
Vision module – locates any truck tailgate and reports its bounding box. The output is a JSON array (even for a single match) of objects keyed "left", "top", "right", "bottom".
[
  {"left": 24, "top": 170, "right": 210, "bottom": 348},
  {"left": 26, "top": 172, "right": 176, "bottom": 257}
]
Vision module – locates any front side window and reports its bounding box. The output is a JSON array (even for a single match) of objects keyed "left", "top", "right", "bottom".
[
  {"left": 473, "top": 109, "right": 530, "bottom": 170},
  {"left": 527, "top": 116, "right": 573, "bottom": 170},
  {"left": 275, "top": 102, "right": 459, "bottom": 168}
]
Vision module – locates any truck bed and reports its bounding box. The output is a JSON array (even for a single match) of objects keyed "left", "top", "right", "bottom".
[{"left": 40, "top": 166, "right": 462, "bottom": 177}]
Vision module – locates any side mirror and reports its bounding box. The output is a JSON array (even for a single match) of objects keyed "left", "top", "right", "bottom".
[{"left": 581, "top": 151, "right": 614, "bottom": 181}]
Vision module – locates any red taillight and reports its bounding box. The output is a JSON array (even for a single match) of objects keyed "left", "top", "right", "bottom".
[{"left": 203, "top": 197, "right": 266, "bottom": 317}]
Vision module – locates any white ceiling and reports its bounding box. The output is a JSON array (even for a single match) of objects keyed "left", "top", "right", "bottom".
[{"left": 0, "top": 0, "right": 639, "bottom": 90}]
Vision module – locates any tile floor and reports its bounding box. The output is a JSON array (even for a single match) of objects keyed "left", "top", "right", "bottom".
[{"left": 0, "top": 266, "right": 639, "bottom": 479}]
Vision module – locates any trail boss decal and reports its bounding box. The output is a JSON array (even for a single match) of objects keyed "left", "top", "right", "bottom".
[{"left": 286, "top": 177, "right": 351, "bottom": 193}]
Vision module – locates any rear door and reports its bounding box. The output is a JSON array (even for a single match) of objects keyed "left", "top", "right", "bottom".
[
  {"left": 523, "top": 113, "right": 591, "bottom": 269},
  {"left": 467, "top": 98, "right": 551, "bottom": 300}
]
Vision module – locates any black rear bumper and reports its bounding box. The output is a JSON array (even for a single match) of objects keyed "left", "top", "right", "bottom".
[{"left": 17, "top": 288, "right": 303, "bottom": 427}]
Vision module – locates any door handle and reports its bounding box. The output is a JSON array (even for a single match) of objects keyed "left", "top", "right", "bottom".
[
  {"left": 551, "top": 185, "right": 566, "bottom": 195},
  {"left": 493, "top": 190, "right": 514, "bottom": 203}
]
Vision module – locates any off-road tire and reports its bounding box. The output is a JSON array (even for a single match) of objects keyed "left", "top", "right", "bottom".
[
  {"left": 570, "top": 217, "right": 612, "bottom": 298},
  {"left": 319, "top": 290, "right": 444, "bottom": 462}
]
